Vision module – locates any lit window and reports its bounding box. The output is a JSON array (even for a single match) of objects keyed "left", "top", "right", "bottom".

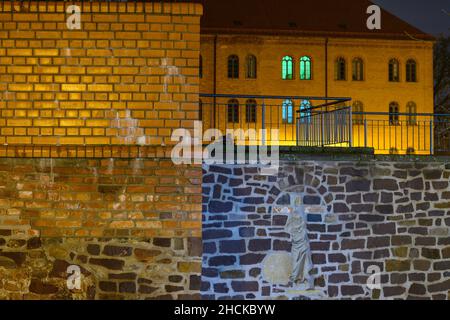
[
  {"left": 335, "top": 57, "right": 346, "bottom": 81},
  {"left": 300, "top": 56, "right": 312, "bottom": 80},
  {"left": 246, "top": 55, "right": 257, "bottom": 79},
  {"left": 406, "top": 59, "right": 417, "bottom": 82},
  {"left": 282, "top": 56, "right": 294, "bottom": 80},
  {"left": 228, "top": 55, "right": 239, "bottom": 79},
  {"left": 389, "top": 102, "right": 400, "bottom": 125},
  {"left": 352, "top": 58, "right": 364, "bottom": 81},
  {"left": 227, "top": 99, "right": 239, "bottom": 123},
  {"left": 300, "top": 100, "right": 311, "bottom": 123},
  {"left": 406, "top": 101, "right": 417, "bottom": 125},
  {"left": 245, "top": 99, "right": 257, "bottom": 123},
  {"left": 282, "top": 99, "right": 294, "bottom": 124},
  {"left": 352, "top": 101, "right": 364, "bottom": 125},
  {"left": 389, "top": 59, "right": 400, "bottom": 82}
]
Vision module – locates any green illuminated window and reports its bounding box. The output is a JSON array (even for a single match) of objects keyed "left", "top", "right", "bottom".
[
  {"left": 282, "top": 56, "right": 294, "bottom": 80},
  {"left": 300, "top": 56, "right": 312, "bottom": 80}
]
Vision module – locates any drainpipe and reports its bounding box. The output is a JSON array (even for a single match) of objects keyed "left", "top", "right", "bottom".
[
  {"left": 325, "top": 37, "right": 329, "bottom": 99},
  {"left": 213, "top": 35, "right": 218, "bottom": 128}
]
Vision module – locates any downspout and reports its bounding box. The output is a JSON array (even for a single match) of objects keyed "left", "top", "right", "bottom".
[
  {"left": 213, "top": 35, "right": 218, "bottom": 128},
  {"left": 325, "top": 37, "right": 329, "bottom": 99}
]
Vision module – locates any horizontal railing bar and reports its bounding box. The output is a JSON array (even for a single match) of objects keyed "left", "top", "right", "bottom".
[{"left": 200, "top": 93, "right": 352, "bottom": 102}]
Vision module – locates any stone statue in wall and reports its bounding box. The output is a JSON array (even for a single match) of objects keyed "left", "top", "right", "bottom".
[{"left": 286, "top": 208, "right": 314, "bottom": 289}]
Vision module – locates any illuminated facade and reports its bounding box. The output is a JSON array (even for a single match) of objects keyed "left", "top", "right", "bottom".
[{"left": 199, "top": 0, "right": 435, "bottom": 154}]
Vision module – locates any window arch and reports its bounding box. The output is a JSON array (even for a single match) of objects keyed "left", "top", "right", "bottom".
[
  {"left": 299, "top": 56, "right": 312, "bottom": 80},
  {"left": 352, "top": 58, "right": 364, "bottom": 81},
  {"left": 300, "top": 100, "right": 311, "bottom": 123},
  {"left": 335, "top": 57, "right": 346, "bottom": 81},
  {"left": 389, "top": 102, "right": 400, "bottom": 125},
  {"left": 246, "top": 55, "right": 257, "bottom": 79},
  {"left": 282, "top": 99, "right": 294, "bottom": 124},
  {"left": 199, "top": 55, "right": 203, "bottom": 78},
  {"left": 245, "top": 99, "right": 257, "bottom": 123},
  {"left": 389, "top": 59, "right": 400, "bottom": 82},
  {"left": 406, "top": 101, "right": 417, "bottom": 125},
  {"left": 227, "top": 55, "right": 239, "bottom": 79},
  {"left": 282, "top": 56, "right": 294, "bottom": 80},
  {"left": 227, "top": 99, "right": 239, "bottom": 123},
  {"left": 352, "top": 101, "right": 364, "bottom": 125},
  {"left": 406, "top": 59, "right": 417, "bottom": 82}
]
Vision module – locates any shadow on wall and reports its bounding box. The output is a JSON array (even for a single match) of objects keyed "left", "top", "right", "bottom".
[{"left": 202, "top": 161, "right": 450, "bottom": 300}]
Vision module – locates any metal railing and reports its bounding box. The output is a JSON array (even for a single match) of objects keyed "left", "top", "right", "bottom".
[
  {"left": 199, "top": 93, "right": 352, "bottom": 147},
  {"left": 199, "top": 94, "right": 450, "bottom": 155}
]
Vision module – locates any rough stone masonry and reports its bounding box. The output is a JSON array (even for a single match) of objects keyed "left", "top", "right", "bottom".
[{"left": 202, "top": 159, "right": 450, "bottom": 300}]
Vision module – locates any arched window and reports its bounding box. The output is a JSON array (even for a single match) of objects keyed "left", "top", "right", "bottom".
[
  {"left": 228, "top": 55, "right": 239, "bottom": 79},
  {"left": 199, "top": 55, "right": 203, "bottom": 78},
  {"left": 300, "top": 100, "right": 311, "bottom": 123},
  {"left": 389, "top": 102, "right": 400, "bottom": 125},
  {"left": 335, "top": 57, "right": 346, "bottom": 81},
  {"left": 352, "top": 101, "right": 364, "bottom": 125},
  {"left": 352, "top": 58, "right": 364, "bottom": 81},
  {"left": 406, "top": 59, "right": 417, "bottom": 82},
  {"left": 282, "top": 99, "right": 294, "bottom": 124},
  {"left": 406, "top": 101, "right": 417, "bottom": 125},
  {"left": 389, "top": 59, "right": 400, "bottom": 82},
  {"left": 227, "top": 99, "right": 239, "bottom": 123},
  {"left": 245, "top": 99, "right": 257, "bottom": 123},
  {"left": 300, "top": 56, "right": 312, "bottom": 80},
  {"left": 282, "top": 56, "right": 294, "bottom": 80},
  {"left": 199, "top": 99, "right": 202, "bottom": 121},
  {"left": 246, "top": 55, "right": 257, "bottom": 79}
]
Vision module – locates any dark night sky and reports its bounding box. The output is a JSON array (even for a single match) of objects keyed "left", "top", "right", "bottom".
[{"left": 373, "top": 0, "right": 449, "bottom": 36}]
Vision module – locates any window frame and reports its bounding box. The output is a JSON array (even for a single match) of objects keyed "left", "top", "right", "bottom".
[
  {"left": 227, "top": 99, "right": 240, "bottom": 123},
  {"left": 406, "top": 59, "right": 417, "bottom": 82},
  {"left": 282, "top": 55, "right": 294, "bottom": 80},
  {"left": 245, "top": 99, "right": 257, "bottom": 123},
  {"left": 389, "top": 59, "right": 400, "bottom": 82},
  {"left": 282, "top": 99, "right": 294, "bottom": 124},
  {"left": 352, "top": 101, "right": 364, "bottom": 125},
  {"left": 246, "top": 55, "right": 257, "bottom": 79},
  {"left": 335, "top": 57, "right": 347, "bottom": 81},
  {"left": 299, "top": 56, "right": 312, "bottom": 80},
  {"left": 227, "top": 55, "right": 239, "bottom": 79},
  {"left": 389, "top": 102, "right": 400, "bottom": 126},
  {"left": 352, "top": 58, "right": 364, "bottom": 81},
  {"left": 406, "top": 101, "right": 417, "bottom": 126}
]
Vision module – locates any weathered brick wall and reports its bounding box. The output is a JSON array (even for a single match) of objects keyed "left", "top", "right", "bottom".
[
  {"left": 0, "top": 1, "right": 201, "bottom": 146},
  {"left": 0, "top": 155, "right": 202, "bottom": 299},
  {"left": 0, "top": 156, "right": 201, "bottom": 238},
  {"left": 0, "top": 1, "right": 203, "bottom": 299},
  {"left": 202, "top": 160, "right": 450, "bottom": 300}
]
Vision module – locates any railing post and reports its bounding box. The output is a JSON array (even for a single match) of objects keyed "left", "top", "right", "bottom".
[
  {"left": 321, "top": 111, "right": 325, "bottom": 147},
  {"left": 364, "top": 118, "right": 368, "bottom": 148},
  {"left": 261, "top": 99, "right": 266, "bottom": 146},
  {"left": 349, "top": 106, "right": 353, "bottom": 148},
  {"left": 430, "top": 119, "right": 433, "bottom": 155}
]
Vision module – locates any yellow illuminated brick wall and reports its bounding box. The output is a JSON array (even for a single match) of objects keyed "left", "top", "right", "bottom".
[{"left": 0, "top": 1, "right": 202, "bottom": 146}]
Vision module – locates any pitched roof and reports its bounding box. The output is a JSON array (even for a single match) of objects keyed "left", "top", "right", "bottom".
[{"left": 200, "top": 0, "right": 435, "bottom": 41}]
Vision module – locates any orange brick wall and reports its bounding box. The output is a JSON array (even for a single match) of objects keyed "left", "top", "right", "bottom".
[
  {"left": 0, "top": 155, "right": 202, "bottom": 238},
  {"left": 0, "top": 1, "right": 202, "bottom": 146}
]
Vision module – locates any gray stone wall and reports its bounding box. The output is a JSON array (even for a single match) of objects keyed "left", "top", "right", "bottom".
[{"left": 201, "top": 161, "right": 450, "bottom": 300}]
